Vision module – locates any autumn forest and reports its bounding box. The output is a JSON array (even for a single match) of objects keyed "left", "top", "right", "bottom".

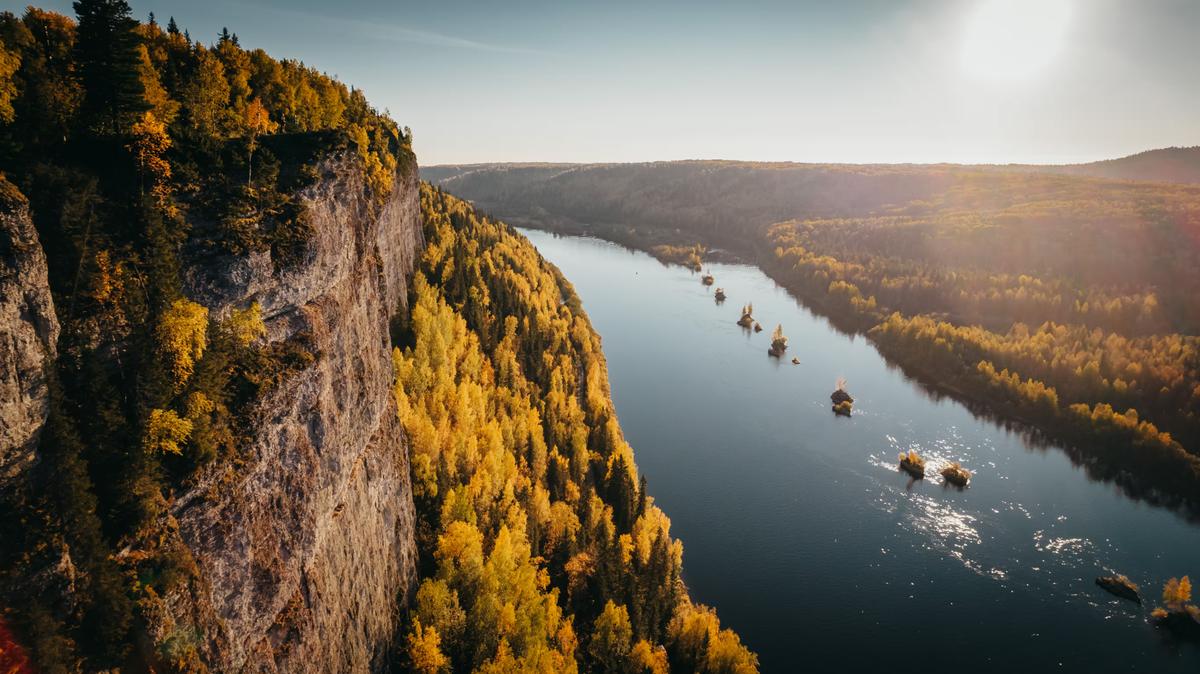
[{"left": 2, "top": 0, "right": 1199, "bottom": 672}]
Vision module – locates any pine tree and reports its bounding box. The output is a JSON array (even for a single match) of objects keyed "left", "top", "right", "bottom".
[
  {"left": 73, "top": 0, "right": 149, "bottom": 132},
  {"left": 607, "top": 454, "right": 637, "bottom": 534},
  {"left": 166, "top": 16, "right": 179, "bottom": 35}
]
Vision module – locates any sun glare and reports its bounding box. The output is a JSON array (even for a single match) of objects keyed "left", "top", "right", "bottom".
[{"left": 961, "top": 0, "right": 1071, "bottom": 82}]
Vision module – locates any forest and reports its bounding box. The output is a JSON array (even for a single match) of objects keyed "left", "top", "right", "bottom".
[
  {"left": 426, "top": 161, "right": 1200, "bottom": 512},
  {"left": 397, "top": 185, "right": 757, "bottom": 673}
]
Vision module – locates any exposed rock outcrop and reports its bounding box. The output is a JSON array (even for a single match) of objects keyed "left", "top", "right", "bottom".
[
  {"left": 0, "top": 181, "right": 58, "bottom": 490},
  {"left": 737, "top": 303, "right": 754, "bottom": 328},
  {"left": 1096, "top": 575, "right": 1141, "bottom": 604},
  {"left": 767, "top": 324, "right": 788, "bottom": 357},
  {"left": 941, "top": 462, "right": 972, "bottom": 487},
  {"left": 158, "top": 157, "right": 423, "bottom": 672},
  {"left": 898, "top": 451, "right": 926, "bottom": 479}
]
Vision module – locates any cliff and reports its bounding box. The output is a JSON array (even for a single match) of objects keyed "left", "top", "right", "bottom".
[
  {"left": 0, "top": 181, "right": 59, "bottom": 491},
  {"left": 0, "top": 157, "right": 422, "bottom": 671},
  {"left": 147, "top": 157, "right": 424, "bottom": 672}
]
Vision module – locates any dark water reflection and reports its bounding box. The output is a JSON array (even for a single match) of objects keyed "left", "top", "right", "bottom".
[{"left": 519, "top": 228, "right": 1200, "bottom": 673}]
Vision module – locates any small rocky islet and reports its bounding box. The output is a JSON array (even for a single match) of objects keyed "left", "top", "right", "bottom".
[
  {"left": 940, "top": 462, "right": 972, "bottom": 487},
  {"left": 737, "top": 303, "right": 755, "bottom": 328},
  {"left": 767, "top": 324, "right": 788, "bottom": 357},
  {"left": 898, "top": 450, "right": 926, "bottom": 478},
  {"left": 1095, "top": 575, "right": 1142, "bottom": 604},
  {"left": 831, "top": 378, "right": 853, "bottom": 416}
]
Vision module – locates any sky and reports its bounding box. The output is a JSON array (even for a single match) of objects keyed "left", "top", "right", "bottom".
[{"left": 11, "top": 0, "right": 1200, "bottom": 165}]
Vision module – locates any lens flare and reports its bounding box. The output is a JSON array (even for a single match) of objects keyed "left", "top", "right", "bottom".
[{"left": 962, "top": 0, "right": 1072, "bottom": 82}]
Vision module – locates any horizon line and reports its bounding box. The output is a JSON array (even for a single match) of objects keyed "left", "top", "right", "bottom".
[{"left": 419, "top": 144, "right": 1200, "bottom": 170}]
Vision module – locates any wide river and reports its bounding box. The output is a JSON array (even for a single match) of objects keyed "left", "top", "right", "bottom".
[{"left": 519, "top": 228, "right": 1200, "bottom": 673}]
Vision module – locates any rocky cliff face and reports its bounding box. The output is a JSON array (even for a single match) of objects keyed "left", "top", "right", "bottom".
[
  {"left": 153, "top": 157, "right": 423, "bottom": 672},
  {"left": 0, "top": 184, "right": 58, "bottom": 491}
]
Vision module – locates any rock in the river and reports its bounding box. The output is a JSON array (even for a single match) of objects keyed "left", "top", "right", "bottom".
[
  {"left": 830, "top": 389, "right": 853, "bottom": 406},
  {"left": 767, "top": 324, "right": 788, "bottom": 357},
  {"left": 899, "top": 451, "right": 926, "bottom": 478},
  {"left": 1095, "top": 575, "right": 1142, "bottom": 604},
  {"left": 737, "top": 303, "right": 754, "bottom": 327},
  {"left": 941, "top": 462, "right": 972, "bottom": 487}
]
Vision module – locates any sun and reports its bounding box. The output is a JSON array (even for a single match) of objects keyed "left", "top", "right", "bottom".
[{"left": 961, "top": 0, "right": 1071, "bottom": 82}]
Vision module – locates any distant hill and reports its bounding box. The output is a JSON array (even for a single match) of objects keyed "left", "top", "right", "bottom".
[
  {"left": 1022, "top": 147, "right": 1200, "bottom": 184},
  {"left": 424, "top": 146, "right": 1200, "bottom": 189}
]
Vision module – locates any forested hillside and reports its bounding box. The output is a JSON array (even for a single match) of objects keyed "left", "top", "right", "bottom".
[
  {"left": 426, "top": 162, "right": 1200, "bottom": 513},
  {"left": 396, "top": 185, "right": 757, "bottom": 673},
  {"left": 1026, "top": 146, "right": 1200, "bottom": 185}
]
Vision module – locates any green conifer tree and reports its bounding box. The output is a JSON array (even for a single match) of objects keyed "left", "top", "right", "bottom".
[{"left": 73, "top": 0, "right": 149, "bottom": 132}]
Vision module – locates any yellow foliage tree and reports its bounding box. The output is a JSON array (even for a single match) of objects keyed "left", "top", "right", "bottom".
[
  {"left": 667, "top": 601, "right": 759, "bottom": 674},
  {"left": 0, "top": 44, "right": 19, "bottom": 124},
  {"left": 407, "top": 618, "right": 449, "bottom": 674},
  {"left": 588, "top": 601, "right": 632, "bottom": 673},
  {"left": 630, "top": 640, "right": 669, "bottom": 674},
  {"left": 226, "top": 302, "right": 267, "bottom": 347},
  {"left": 1163, "top": 576, "right": 1192, "bottom": 608},
  {"left": 127, "top": 111, "right": 174, "bottom": 213},
  {"left": 243, "top": 97, "right": 277, "bottom": 183},
  {"left": 137, "top": 44, "right": 179, "bottom": 125},
  {"left": 157, "top": 299, "right": 209, "bottom": 385},
  {"left": 144, "top": 408, "right": 192, "bottom": 455}
]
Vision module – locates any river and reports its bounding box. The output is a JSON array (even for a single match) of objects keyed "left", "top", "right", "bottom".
[{"left": 518, "top": 228, "right": 1200, "bottom": 673}]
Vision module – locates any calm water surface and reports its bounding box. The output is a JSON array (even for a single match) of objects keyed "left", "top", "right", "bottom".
[{"left": 519, "top": 228, "right": 1200, "bottom": 673}]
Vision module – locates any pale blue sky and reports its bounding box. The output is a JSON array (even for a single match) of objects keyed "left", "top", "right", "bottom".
[{"left": 12, "top": 0, "right": 1200, "bottom": 165}]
